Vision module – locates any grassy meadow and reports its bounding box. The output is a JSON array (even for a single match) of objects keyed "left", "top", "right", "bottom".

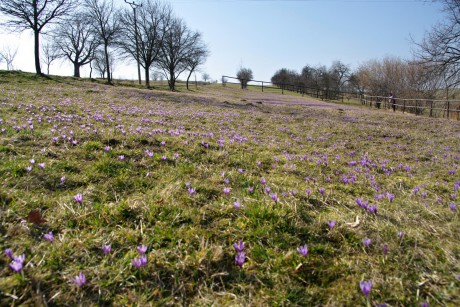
[{"left": 0, "top": 71, "right": 459, "bottom": 306}]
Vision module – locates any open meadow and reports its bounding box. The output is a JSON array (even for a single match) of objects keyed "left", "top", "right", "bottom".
[{"left": 0, "top": 71, "right": 459, "bottom": 306}]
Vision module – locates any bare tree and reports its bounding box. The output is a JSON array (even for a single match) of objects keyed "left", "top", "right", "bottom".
[
  {"left": 93, "top": 48, "right": 114, "bottom": 79},
  {"left": 185, "top": 33, "right": 208, "bottom": 90},
  {"left": 84, "top": 0, "right": 120, "bottom": 83},
  {"left": 0, "top": 0, "right": 78, "bottom": 75},
  {"left": 0, "top": 46, "right": 18, "bottom": 70},
  {"left": 118, "top": 0, "right": 172, "bottom": 88},
  {"left": 329, "top": 60, "right": 351, "bottom": 91},
  {"left": 156, "top": 17, "right": 201, "bottom": 91},
  {"left": 41, "top": 41, "right": 60, "bottom": 75},
  {"left": 236, "top": 67, "right": 253, "bottom": 89},
  {"left": 413, "top": 0, "right": 460, "bottom": 87},
  {"left": 52, "top": 12, "right": 99, "bottom": 77},
  {"left": 202, "top": 73, "right": 210, "bottom": 84}
]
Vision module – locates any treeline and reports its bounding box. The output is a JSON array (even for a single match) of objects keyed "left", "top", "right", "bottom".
[
  {"left": 0, "top": 0, "right": 209, "bottom": 90},
  {"left": 271, "top": 0, "right": 460, "bottom": 100},
  {"left": 271, "top": 57, "right": 444, "bottom": 100}
]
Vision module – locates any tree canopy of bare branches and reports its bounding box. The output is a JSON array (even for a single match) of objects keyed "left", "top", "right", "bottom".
[
  {"left": 155, "top": 18, "right": 204, "bottom": 91},
  {"left": 52, "top": 13, "right": 98, "bottom": 77},
  {"left": 84, "top": 0, "right": 120, "bottom": 83},
  {"left": 118, "top": 0, "right": 172, "bottom": 88},
  {"left": 413, "top": 0, "right": 460, "bottom": 87},
  {"left": 237, "top": 67, "right": 253, "bottom": 89},
  {"left": 0, "top": 0, "right": 78, "bottom": 75}
]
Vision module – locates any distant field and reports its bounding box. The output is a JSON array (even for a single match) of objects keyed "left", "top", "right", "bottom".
[{"left": 0, "top": 71, "right": 459, "bottom": 306}]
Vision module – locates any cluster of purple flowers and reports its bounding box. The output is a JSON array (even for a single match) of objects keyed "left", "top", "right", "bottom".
[
  {"left": 356, "top": 198, "right": 378, "bottom": 214},
  {"left": 6, "top": 249, "right": 25, "bottom": 273},
  {"left": 233, "top": 240, "right": 246, "bottom": 267},
  {"left": 132, "top": 245, "right": 148, "bottom": 269}
]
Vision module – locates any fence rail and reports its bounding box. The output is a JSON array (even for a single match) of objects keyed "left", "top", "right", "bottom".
[
  {"left": 222, "top": 75, "right": 460, "bottom": 121},
  {"left": 222, "top": 75, "right": 357, "bottom": 101},
  {"left": 362, "top": 95, "right": 460, "bottom": 120}
]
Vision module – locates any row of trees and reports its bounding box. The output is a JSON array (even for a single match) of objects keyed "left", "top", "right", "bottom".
[
  {"left": 270, "top": 0, "right": 460, "bottom": 100},
  {"left": 0, "top": 0, "right": 209, "bottom": 90}
]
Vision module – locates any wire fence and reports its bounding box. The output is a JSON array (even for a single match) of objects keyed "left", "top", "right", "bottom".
[{"left": 223, "top": 75, "right": 460, "bottom": 121}]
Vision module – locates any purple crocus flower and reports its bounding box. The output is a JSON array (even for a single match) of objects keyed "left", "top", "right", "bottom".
[
  {"left": 233, "top": 240, "right": 245, "bottom": 252},
  {"left": 248, "top": 186, "right": 254, "bottom": 193},
  {"left": 60, "top": 176, "right": 66, "bottom": 185},
  {"left": 233, "top": 201, "right": 241, "bottom": 209},
  {"left": 132, "top": 256, "right": 147, "bottom": 269},
  {"left": 319, "top": 188, "right": 325, "bottom": 196},
  {"left": 118, "top": 155, "right": 125, "bottom": 161},
  {"left": 223, "top": 187, "right": 230, "bottom": 196},
  {"left": 13, "top": 254, "right": 25, "bottom": 264},
  {"left": 359, "top": 280, "right": 372, "bottom": 297},
  {"left": 421, "top": 302, "right": 429, "bottom": 307},
  {"left": 188, "top": 187, "right": 196, "bottom": 196},
  {"left": 5, "top": 248, "right": 13, "bottom": 259},
  {"left": 30, "top": 159, "right": 35, "bottom": 165},
  {"left": 297, "top": 245, "right": 308, "bottom": 257},
  {"left": 72, "top": 272, "right": 86, "bottom": 287},
  {"left": 270, "top": 193, "right": 278, "bottom": 203},
  {"left": 102, "top": 244, "right": 111, "bottom": 255},
  {"left": 398, "top": 231, "right": 405, "bottom": 240},
  {"left": 363, "top": 238, "right": 371, "bottom": 248},
  {"left": 367, "top": 205, "right": 378, "bottom": 214},
  {"left": 382, "top": 243, "right": 389, "bottom": 255},
  {"left": 25, "top": 166, "right": 32, "bottom": 172},
  {"left": 235, "top": 251, "right": 246, "bottom": 267},
  {"left": 74, "top": 193, "right": 83, "bottom": 204},
  {"left": 9, "top": 260, "right": 23, "bottom": 273},
  {"left": 38, "top": 163, "right": 45, "bottom": 170},
  {"left": 327, "top": 220, "right": 336, "bottom": 229},
  {"left": 449, "top": 203, "right": 457, "bottom": 212},
  {"left": 43, "top": 231, "right": 54, "bottom": 242},
  {"left": 260, "top": 177, "right": 266, "bottom": 185},
  {"left": 137, "top": 245, "right": 148, "bottom": 255},
  {"left": 387, "top": 193, "right": 395, "bottom": 202}
]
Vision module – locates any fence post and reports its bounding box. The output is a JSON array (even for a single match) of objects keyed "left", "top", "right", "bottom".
[
  {"left": 282, "top": 85, "right": 284, "bottom": 95},
  {"left": 403, "top": 100, "right": 406, "bottom": 113},
  {"left": 262, "top": 81, "right": 264, "bottom": 92},
  {"left": 447, "top": 100, "right": 450, "bottom": 119},
  {"left": 415, "top": 100, "right": 418, "bottom": 116}
]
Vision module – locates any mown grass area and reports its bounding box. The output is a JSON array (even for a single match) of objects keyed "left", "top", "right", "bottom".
[{"left": 0, "top": 70, "right": 459, "bottom": 306}]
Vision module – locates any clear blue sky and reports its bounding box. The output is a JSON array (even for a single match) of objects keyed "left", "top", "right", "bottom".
[{"left": 0, "top": 0, "right": 445, "bottom": 82}]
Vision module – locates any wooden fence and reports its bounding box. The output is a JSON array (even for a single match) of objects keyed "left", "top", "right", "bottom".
[
  {"left": 222, "top": 75, "right": 354, "bottom": 101},
  {"left": 362, "top": 95, "right": 460, "bottom": 120},
  {"left": 222, "top": 75, "right": 460, "bottom": 121}
]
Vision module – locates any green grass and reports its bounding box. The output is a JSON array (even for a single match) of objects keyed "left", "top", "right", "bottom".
[{"left": 0, "top": 70, "right": 459, "bottom": 306}]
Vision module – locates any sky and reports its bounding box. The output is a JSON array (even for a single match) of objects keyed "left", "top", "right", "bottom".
[{"left": 0, "top": 0, "right": 446, "bottom": 83}]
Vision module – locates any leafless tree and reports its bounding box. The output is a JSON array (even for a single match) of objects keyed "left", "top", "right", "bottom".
[
  {"left": 93, "top": 48, "right": 114, "bottom": 79},
  {"left": 236, "top": 67, "right": 253, "bottom": 89},
  {"left": 155, "top": 17, "right": 201, "bottom": 91},
  {"left": 84, "top": 0, "right": 120, "bottom": 83},
  {"left": 41, "top": 41, "right": 60, "bottom": 75},
  {"left": 0, "top": 46, "right": 18, "bottom": 70},
  {"left": 413, "top": 0, "right": 460, "bottom": 87},
  {"left": 118, "top": 0, "right": 172, "bottom": 88},
  {"left": 52, "top": 13, "right": 98, "bottom": 78},
  {"left": 185, "top": 33, "right": 208, "bottom": 90},
  {"left": 0, "top": 0, "right": 78, "bottom": 75},
  {"left": 329, "top": 60, "right": 351, "bottom": 91},
  {"left": 202, "top": 73, "right": 210, "bottom": 84}
]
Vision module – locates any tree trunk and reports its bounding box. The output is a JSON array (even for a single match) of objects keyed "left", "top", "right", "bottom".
[
  {"left": 34, "top": 27, "right": 42, "bottom": 75},
  {"left": 186, "top": 70, "right": 193, "bottom": 90},
  {"left": 104, "top": 43, "right": 111, "bottom": 83},
  {"left": 74, "top": 63, "right": 80, "bottom": 78},
  {"left": 169, "top": 69, "right": 175, "bottom": 91},
  {"left": 145, "top": 67, "right": 150, "bottom": 88}
]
